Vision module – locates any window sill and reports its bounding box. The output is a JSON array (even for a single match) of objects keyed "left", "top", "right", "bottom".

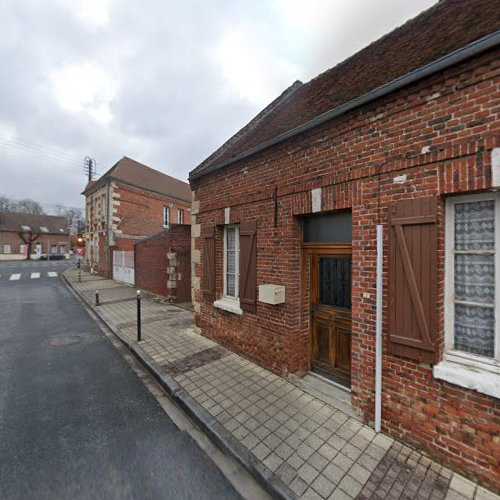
[
  {"left": 433, "top": 359, "right": 500, "bottom": 399},
  {"left": 214, "top": 297, "right": 243, "bottom": 315}
]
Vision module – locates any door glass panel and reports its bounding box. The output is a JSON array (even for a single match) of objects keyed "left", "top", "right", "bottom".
[
  {"left": 304, "top": 212, "right": 352, "bottom": 243},
  {"left": 319, "top": 257, "right": 351, "bottom": 308}
]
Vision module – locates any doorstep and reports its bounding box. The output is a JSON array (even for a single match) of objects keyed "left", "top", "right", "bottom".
[{"left": 290, "top": 372, "right": 361, "bottom": 421}]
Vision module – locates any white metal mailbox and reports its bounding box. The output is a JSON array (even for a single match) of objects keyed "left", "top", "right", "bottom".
[{"left": 259, "top": 284, "right": 285, "bottom": 305}]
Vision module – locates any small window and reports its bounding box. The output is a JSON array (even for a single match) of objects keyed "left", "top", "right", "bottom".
[
  {"left": 20, "top": 225, "right": 31, "bottom": 232},
  {"left": 39, "top": 226, "right": 49, "bottom": 233},
  {"left": 178, "top": 208, "right": 184, "bottom": 224},
  {"left": 163, "top": 206, "right": 170, "bottom": 227},
  {"left": 224, "top": 225, "right": 240, "bottom": 298},
  {"left": 3, "top": 244, "right": 11, "bottom": 254}
]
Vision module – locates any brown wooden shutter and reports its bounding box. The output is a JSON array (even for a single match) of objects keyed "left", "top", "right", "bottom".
[
  {"left": 202, "top": 225, "right": 215, "bottom": 300},
  {"left": 239, "top": 220, "right": 257, "bottom": 313},
  {"left": 388, "top": 196, "right": 438, "bottom": 363}
]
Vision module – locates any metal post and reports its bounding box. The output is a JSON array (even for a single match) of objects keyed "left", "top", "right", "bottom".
[
  {"left": 375, "top": 225, "right": 383, "bottom": 433},
  {"left": 78, "top": 257, "right": 81, "bottom": 282},
  {"left": 136, "top": 290, "right": 141, "bottom": 342},
  {"left": 95, "top": 290, "right": 100, "bottom": 306}
]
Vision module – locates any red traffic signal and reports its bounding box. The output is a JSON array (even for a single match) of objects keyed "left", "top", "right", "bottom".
[{"left": 76, "top": 234, "right": 85, "bottom": 247}]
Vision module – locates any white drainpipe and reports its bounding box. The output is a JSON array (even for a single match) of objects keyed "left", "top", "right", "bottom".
[{"left": 375, "top": 224, "right": 383, "bottom": 433}]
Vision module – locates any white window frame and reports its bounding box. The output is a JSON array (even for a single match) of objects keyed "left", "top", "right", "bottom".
[
  {"left": 434, "top": 192, "right": 500, "bottom": 398},
  {"left": 163, "top": 206, "right": 170, "bottom": 228},
  {"left": 3, "top": 244, "right": 11, "bottom": 254},
  {"left": 214, "top": 225, "right": 242, "bottom": 315},
  {"left": 178, "top": 208, "right": 183, "bottom": 224}
]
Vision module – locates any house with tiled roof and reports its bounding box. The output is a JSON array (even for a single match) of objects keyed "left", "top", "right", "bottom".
[
  {"left": 189, "top": 0, "right": 500, "bottom": 490},
  {"left": 0, "top": 212, "right": 69, "bottom": 260},
  {"left": 82, "top": 156, "right": 191, "bottom": 278}
]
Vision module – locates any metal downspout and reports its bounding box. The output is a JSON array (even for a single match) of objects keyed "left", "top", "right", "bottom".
[
  {"left": 106, "top": 178, "right": 111, "bottom": 278},
  {"left": 375, "top": 225, "right": 383, "bottom": 432}
]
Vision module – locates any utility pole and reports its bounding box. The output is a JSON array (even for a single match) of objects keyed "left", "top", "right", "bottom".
[{"left": 83, "top": 157, "right": 96, "bottom": 182}]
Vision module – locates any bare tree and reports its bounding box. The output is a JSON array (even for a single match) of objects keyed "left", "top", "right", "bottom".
[
  {"left": 54, "top": 205, "right": 84, "bottom": 233},
  {"left": 0, "top": 194, "right": 13, "bottom": 212},
  {"left": 18, "top": 230, "right": 40, "bottom": 260},
  {"left": 14, "top": 198, "right": 45, "bottom": 215}
]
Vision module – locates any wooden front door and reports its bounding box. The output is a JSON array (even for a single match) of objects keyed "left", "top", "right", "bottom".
[{"left": 307, "top": 245, "right": 352, "bottom": 388}]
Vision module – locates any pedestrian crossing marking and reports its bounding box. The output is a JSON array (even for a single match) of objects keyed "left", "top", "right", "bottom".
[{"left": 2, "top": 271, "right": 63, "bottom": 281}]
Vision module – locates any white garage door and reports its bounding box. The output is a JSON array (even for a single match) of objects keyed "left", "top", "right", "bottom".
[{"left": 113, "top": 251, "right": 135, "bottom": 285}]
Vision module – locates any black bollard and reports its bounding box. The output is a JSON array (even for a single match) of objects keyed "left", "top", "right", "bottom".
[
  {"left": 95, "top": 290, "right": 100, "bottom": 306},
  {"left": 137, "top": 290, "right": 142, "bottom": 342}
]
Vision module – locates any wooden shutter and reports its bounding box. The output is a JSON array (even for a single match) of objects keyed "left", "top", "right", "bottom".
[
  {"left": 388, "top": 196, "right": 438, "bottom": 363},
  {"left": 202, "top": 225, "right": 215, "bottom": 300},
  {"left": 239, "top": 220, "right": 257, "bottom": 313}
]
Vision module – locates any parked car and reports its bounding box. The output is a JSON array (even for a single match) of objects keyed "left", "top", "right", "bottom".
[{"left": 39, "top": 254, "right": 66, "bottom": 261}]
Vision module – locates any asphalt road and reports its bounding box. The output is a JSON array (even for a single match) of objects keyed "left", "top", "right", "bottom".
[{"left": 0, "top": 259, "right": 241, "bottom": 499}]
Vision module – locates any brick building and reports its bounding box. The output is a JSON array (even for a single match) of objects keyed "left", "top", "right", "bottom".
[
  {"left": 189, "top": 0, "right": 500, "bottom": 490},
  {"left": 135, "top": 225, "right": 191, "bottom": 301},
  {"left": 0, "top": 212, "right": 69, "bottom": 260},
  {"left": 82, "top": 156, "right": 191, "bottom": 277}
]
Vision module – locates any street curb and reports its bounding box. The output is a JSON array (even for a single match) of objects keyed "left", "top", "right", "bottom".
[{"left": 62, "top": 272, "right": 295, "bottom": 500}]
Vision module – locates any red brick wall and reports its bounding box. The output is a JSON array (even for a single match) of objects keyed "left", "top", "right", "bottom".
[
  {"left": 191, "top": 48, "right": 500, "bottom": 489},
  {"left": 135, "top": 225, "right": 191, "bottom": 301},
  {"left": 114, "top": 184, "right": 191, "bottom": 237},
  {"left": 0, "top": 231, "right": 68, "bottom": 256},
  {"left": 85, "top": 181, "right": 191, "bottom": 277}
]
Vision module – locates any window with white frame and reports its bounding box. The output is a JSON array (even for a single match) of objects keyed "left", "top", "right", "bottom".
[
  {"left": 163, "top": 206, "right": 170, "bottom": 227},
  {"left": 224, "top": 225, "right": 240, "bottom": 298},
  {"left": 3, "top": 244, "right": 11, "bottom": 254},
  {"left": 178, "top": 208, "right": 184, "bottom": 224},
  {"left": 436, "top": 192, "right": 500, "bottom": 398},
  {"left": 214, "top": 225, "right": 243, "bottom": 315}
]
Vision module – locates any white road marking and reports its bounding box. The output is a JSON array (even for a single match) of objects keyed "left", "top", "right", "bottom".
[
  {"left": 31, "top": 272, "right": 40, "bottom": 279},
  {"left": 48, "top": 272, "right": 58, "bottom": 277},
  {"left": 9, "top": 274, "right": 21, "bottom": 281}
]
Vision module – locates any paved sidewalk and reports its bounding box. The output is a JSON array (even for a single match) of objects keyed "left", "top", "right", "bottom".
[{"left": 64, "top": 269, "right": 499, "bottom": 500}]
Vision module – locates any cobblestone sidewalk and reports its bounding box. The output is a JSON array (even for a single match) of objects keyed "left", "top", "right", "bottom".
[{"left": 64, "top": 269, "right": 498, "bottom": 500}]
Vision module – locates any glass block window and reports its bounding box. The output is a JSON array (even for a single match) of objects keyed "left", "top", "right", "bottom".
[
  {"left": 447, "top": 195, "right": 499, "bottom": 360},
  {"left": 224, "top": 226, "right": 240, "bottom": 298}
]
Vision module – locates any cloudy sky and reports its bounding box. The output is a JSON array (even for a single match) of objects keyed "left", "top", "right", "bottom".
[{"left": 0, "top": 0, "right": 436, "bottom": 211}]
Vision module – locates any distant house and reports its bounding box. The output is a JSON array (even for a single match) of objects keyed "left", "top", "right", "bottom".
[
  {"left": 0, "top": 212, "right": 69, "bottom": 260},
  {"left": 82, "top": 156, "right": 191, "bottom": 277},
  {"left": 189, "top": 0, "right": 500, "bottom": 491}
]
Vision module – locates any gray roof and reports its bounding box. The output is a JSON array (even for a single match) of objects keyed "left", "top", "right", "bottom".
[{"left": 0, "top": 212, "right": 69, "bottom": 235}]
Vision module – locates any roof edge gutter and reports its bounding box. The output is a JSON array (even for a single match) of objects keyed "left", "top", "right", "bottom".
[{"left": 190, "top": 30, "right": 500, "bottom": 182}]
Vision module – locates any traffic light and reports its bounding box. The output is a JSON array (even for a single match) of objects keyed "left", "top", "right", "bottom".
[{"left": 76, "top": 234, "right": 85, "bottom": 247}]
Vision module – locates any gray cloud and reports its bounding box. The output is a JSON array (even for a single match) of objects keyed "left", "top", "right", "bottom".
[{"left": 0, "top": 0, "right": 435, "bottom": 210}]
